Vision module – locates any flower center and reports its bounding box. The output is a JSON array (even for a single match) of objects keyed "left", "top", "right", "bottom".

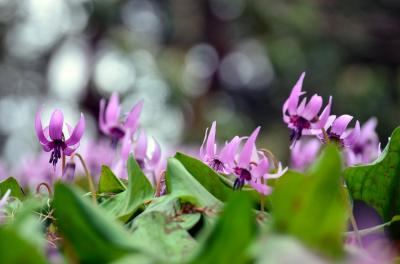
[
  {"left": 233, "top": 167, "right": 252, "bottom": 190},
  {"left": 136, "top": 159, "right": 145, "bottom": 170},
  {"left": 109, "top": 126, "right": 126, "bottom": 147},
  {"left": 49, "top": 140, "right": 65, "bottom": 166},
  {"left": 209, "top": 159, "right": 224, "bottom": 172}
]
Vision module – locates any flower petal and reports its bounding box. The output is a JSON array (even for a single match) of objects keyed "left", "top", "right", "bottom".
[
  {"left": 65, "top": 114, "right": 85, "bottom": 146},
  {"left": 121, "top": 130, "right": 132, "bottom": 161},
  {"left": 35, "top": 108, "right": 50, "bottom": 145},
  {"left": 0, "top": 189, "right": 10, "bottom": 208},
  {"left": 301, "top": 94, "right": 322, "bottom": 121},
  {"left": 124, "top": 100, "right": 144, "bottom": 133},
  {"left": 252, "top": 158, "right": 269, "bottom": 179},
  {"left": 135, "top": 131, "right": 148, "bottom": 160},
  {"left": 220, "top": 136, "right": 241, "bottom": 165},
  {"left": 206, "top": 121, "right": 217, "bottom": 158},
  {"left": 331, "top": 115, "right": 353, "bottom": 136},
  {"left": 149, "top": 138, "right": 161, "bottom": 166},
  {"left": 199, "top": 127, "right": 209, "bottom": 160},
  {"left": 238, "top": 127, "right": 260, "bottom": 168},
  {"left": 343, "top": 121, "right": 361, "bottom": 147},
  {"left": 106, "top": 92, "right": 121, "bottom": 125},
  {"left": 313, "top": 96, "right": 332, "bottom": 129},
  {"left": 49, "top": 109, "right": 64, "bottom": 141},
  {"left": 287, "top": 72, "right": 306, "bottom": 115}
]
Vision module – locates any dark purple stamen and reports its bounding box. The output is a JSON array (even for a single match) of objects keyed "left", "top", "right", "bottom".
[
  {"left": 233, "top": 167, "right": 252, "bottom": 190},
  {"left": 289, "top": 115, "right": 311, "bottom": 143},
  {"left": 233, "top": 178, "right": 245, "bottom": 190},
  {"left": 210, "top": 159, "right": 224, "bottom": 172},
  {"left": 49, "top": 140, "right": 64, "bottom": 167},
  {"left": 109, "top": 126, "right": 126, "bottom": 148},
  {"left": 136, "top": 159, "right": 145, "bottom": 170}
]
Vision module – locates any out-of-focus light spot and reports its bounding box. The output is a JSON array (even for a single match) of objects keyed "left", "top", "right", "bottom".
[
  {"left": 48, "top": 39, "right": 89, "bottom": 100},
  {"left": 210, "top": 0, "right": 245, "bottom": 21},
  {"left": 0, "top": 96, "right": 36, "bottom": 134},
  {"left": 94, "top": 48, "right": 136, "bottom": 94},
  {"left": 6, "top": 0, "right": 70, "bottom": 59},
  {"left": 135, "top": 76, "right": 169, "bottom": 103},
  {"left": 121, "top": 0, "right": 162, "bottom": 44},
  {"left": 0, "top": 0, "right": 17, "bottom": 23},
  {"left": 218, "top": 39, "right": 274, "bottom": 89},
  {"left": 181, "top": 44, "right": 219, "bottom": 97}
]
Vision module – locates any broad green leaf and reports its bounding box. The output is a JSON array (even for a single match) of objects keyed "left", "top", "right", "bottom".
[
  {"left": 129, "top": 211, "right": 197, "bottom": 263},
  {"left": 174, "top": 152, "right": 233, "bottom": 201},
  {"left": 0, "top": 228, "right": 47, "bottom": 264},
  {"left": 53, "top": 183, "right": 138, "bottom": 263},
  {"left": 0, "top": 177, "right": 24, "bottom": 200},
  {"left": 101, "top": 156, "right": 154, "bottom": 222},
  {"left": 175, "top": 152, "right": 273, "bottom": 210},
  {"left": 166, "top": 157, "right": 222, "bottom": 208},
  {"left": 344, "top": 127, "right": 400, "bottom": 223},
  {"left": 98, "top": 165, "right": 126, "bottom": 193},
  {"left": 142, "top": 195, "right": 202, "bottom": 230},
  {"left": 189, "top": 192, "right": 256, "bottom": 264},
  {"left": 271, "top": 144, "right": 347, "bottom": 258}
]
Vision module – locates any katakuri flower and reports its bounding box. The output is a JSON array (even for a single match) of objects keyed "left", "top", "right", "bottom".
[
  {"left": 345, "top": 117, "right": 381, "bottom": 166},
  {"left": 199, "top": 121, "right": 241, "bottom": 174},
  {"left": 319, "top": 114, "right": 361, "bottom": 148},
  {"left": 99, "top": 92, "right": 143, "bottom": 146},
  {"left": 283, "top": 72, "right": 332, "bottom": 148},
  {"left": 35, "top": 108, "right": 85, "bottom": 167},
  {"left": 119, "top": 130, "right": 162, "bottom": 184}
]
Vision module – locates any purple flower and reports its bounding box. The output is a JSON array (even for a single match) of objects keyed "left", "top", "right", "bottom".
[
  {"left": 119, "top": 130, "right": 162, "bottom": 184},
  {"left": 290, "top": 139, "right": 321, "bottom": 171},
  {"left": 35, "top": 108, "right": 85, "bottom": 167},
  {"left": 99, "top": 92, "right": 143, "bottom": 145},
  {"left": 199, "top": 121, "right": 241, "bottom": 173},
  {"left": 345, "top": 117, "right": 381, "bottom": 166},
  {"left": 249, "top": 161, "right": 287, "bottom": 195},
  {"left": 283, "top": 72, "right": 332, "bottom": 148},
  {"left": 320, "top": 114, "right": 361, "bottom": 148}
]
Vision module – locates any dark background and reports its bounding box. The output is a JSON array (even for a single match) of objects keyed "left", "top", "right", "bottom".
[{"left": 0, "top": 0, "right": 399, "bottom": 169}]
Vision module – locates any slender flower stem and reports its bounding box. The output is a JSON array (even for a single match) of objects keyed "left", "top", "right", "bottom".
[
  {"left": 260, "top": 177, "right": 265, "bottom": 212},
  {"left": 321, "top": 128, "right": 330, "bottom": 144},
  {"left": 73, "top": 153, "right": 96, "bottom": 205},
  {"left": 155, "top": 171, "right": 166, "bottom": 197},
  {"left": 340, "top": 177, "right": 363, "bottom": 247},
  {"left": 61, "top": 153, "right": 66, "bottom": 175},
  {"left": 36, "top": 182, "right": 53, "bottom": 196}
]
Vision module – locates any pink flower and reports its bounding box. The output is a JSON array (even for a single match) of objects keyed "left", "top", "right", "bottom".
[
  {"left": 345, "top": 117, "right": 381, "bottom": 166},
  {"left": 290, "top": 139, "right": 321, "bottom": 171},
  {"left": 199, "top": 121, "right": 241, "bottom": 173},
  {"left": 35, "top": 108, "right": 85, "bottom": 166},
  {"left": 99, "top": 92, "right": 143, "bottom": 146},
  {"left": 320, "top": 114, "right": 361, "bottom": 148},
  {"left": 283, "top": 72, "right": 332, "bottom": 148}
]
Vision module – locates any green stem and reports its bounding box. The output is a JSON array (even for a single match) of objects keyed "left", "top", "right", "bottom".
[
  {"left": 74, "top": 153, "right": 97, "bottom": 205},
  {"left": 36, "top": 182, "right": 53, "bottom": 197}
]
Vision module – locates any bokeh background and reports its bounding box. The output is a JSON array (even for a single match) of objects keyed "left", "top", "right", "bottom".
[{"left": 0, "top": 0, "right": 399, "bottom": 171}]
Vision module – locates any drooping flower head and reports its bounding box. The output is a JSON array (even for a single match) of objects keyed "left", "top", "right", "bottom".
[
  {"left": 283, "top": 72, "right": 332, "bottom": 148},
  {"left": 199, "top": 121, "right": 241, "bottom": 174},
  {"left": 35, "top": 108, "right": 85, "bottom": 167},
  {"left": 345, "top": 117, "right": 381, "bottom": 166},
  {"left": 319, "top": 114, "right": 361, "bottom": 148},
  {"left": 99, "top": 92, "right": 143, "bottom": 146},
  {"left": 290, "top": 138, "right": 321, "bottom": 171},
  {"left": 232, "top": 126, "right": 286, "bottom": 193}
]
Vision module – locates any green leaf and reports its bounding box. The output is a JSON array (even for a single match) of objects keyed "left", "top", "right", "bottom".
[
  {"left": 344, "top": 127, "right": 400, "bottom": 223},
  {"left": 98, "top": 166, "right": 126, "bottom": 194},
  {"left": 0, "top": 177, "right": 24, "bottom": 200},
  {"left": 271, "top": 144, "right": 347, "bottom": 258},
  {"left": 174, "top": 152, "right": 233, "bottom": 201},
  {"left": 189, "top": 192, "right": 256, "bottom": 264},
  {"left": 53, "top": 183, "right": 138, "bottom": 263},
  {"left": 101, "top": 156, "right": 154, "bottom": 222},
  {"left": 129, "top": 211, "right": 197, "bottom": 263},
  {"left": 0, "top": 228, "right": 47, "bottom": 264},
  {"left": 166, "top": 157, "right": 222, "bottom": 208},
  {"left": 174, "top": 153, "right": 272, "bottom": 210}
]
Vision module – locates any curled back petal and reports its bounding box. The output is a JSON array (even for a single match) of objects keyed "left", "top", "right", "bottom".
[
  {"left": 105, "top": 92, "right": 121, "bottom": 125},
  {"left": 135, "top": 131, "right": 148, "bottom": 160},
  {"left": 238, "top": 127, "right": 260, "bottom": 168},
  {"left": 65, "top": 114, "right": 85, "bottom": 147},
  {"left": 331, "top": 115, "right": 353, "bottom": 136},
  {"left": 35, "top": 108, "right": 50, "bottom": 145},
  {"left": 287, "top": 72, "right": 306, "bottom": 115},
  {"left": 206, "top": 121, "right": 217, "bottom": 158},
  {"left": 49, "top": 109, "right": 64, "bottom": 141},
  {"left": 301, "top": 94, "right": 322, "bottom": 121},
  {"left": 199, "top": 127, "right": 209, "bottom": 160},
  {"left": 149, "top": 138, "right": 162, "bottom": 167},
  {"left": 124, "top": 100, "right": 144, "bottom": 133},
  {"left": 99, "top": 99, "right": 109, "bottom": 134},
  {"left": 343, "top": 121, "right": 361, "bottom": 147},
  {"left": 251, "top": 158, "right": 269, "bottom": 179},
  {"left": 121, "top": 130, "right": 132, "bottom": 161}
]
